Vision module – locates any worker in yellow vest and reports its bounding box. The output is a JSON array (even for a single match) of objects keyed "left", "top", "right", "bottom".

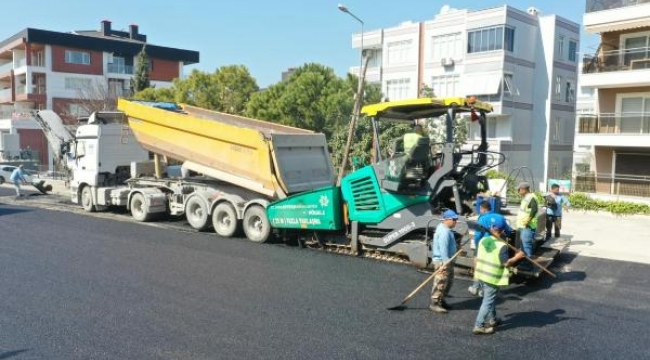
[
  {"left": 515, "top": 182, "right": 538, "bottom": 261},
  {"left": 472, "top": 217, "right": 525, "bottom": 335},
  {"left": 403, "top": 124, "right": 424, "bottom": 153}
]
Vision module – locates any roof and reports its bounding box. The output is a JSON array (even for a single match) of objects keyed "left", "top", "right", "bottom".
[
  {"left": 0, "top": 28, "right": 199, "bottom": 65},
  {"left": 361, "top": 97, "right": 493, "bottom": 120}
]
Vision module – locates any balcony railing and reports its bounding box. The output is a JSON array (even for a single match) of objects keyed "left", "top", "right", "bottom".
[
  {"left": 107, "top": 63, "right": 133, "bottom": 74},
  {"left": 583, "top": 47, "right": 650, "bottom": 74},
  {"left": 0, "top": 88, "right": 11, "bottom": 100},
  {"left": 14, "top": 58, "right": 26, "bottom": 68},
  {"left": 579, "top": 113, "right": 650, "bottom": 134},
  {"left": 586, "top": 0, "right": 650, "bottom": 13},
  {"left": 0, "top": 62, "right": 13, "bottom": 74},
  {"left": 575, "top": 172, "right": 650, "bottom": 197}
]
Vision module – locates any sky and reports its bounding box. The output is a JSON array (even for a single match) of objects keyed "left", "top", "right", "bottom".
[{"left": 0, "top": 0, "right": 596, "bottom": 88}]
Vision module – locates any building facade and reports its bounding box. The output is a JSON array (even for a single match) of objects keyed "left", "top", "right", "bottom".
[
  {"left": 348, "top": 5, "right": 579, "bottom": 189},
  {"left": 0, "top": 21, "right": 198, "bottom": 167},
  {"left": 576, "top": 0, "right": 650, "bottom": 197}
]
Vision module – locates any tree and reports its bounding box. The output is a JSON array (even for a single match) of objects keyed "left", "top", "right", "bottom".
[
  {"left": 132, "top": 66, "right": 259, "bottom": 115},
  {"left": 245, "top": 63, "right": 354, "bottom": 138},
  {"left": 71, "top": 77, "right": 120, "bottom": 120},
  {"left": 132, "top": 86, "right": 175, "bottom": 102},
  {"left": 212, "top": 65, "right": 258, "bottom": 114},
  {"left": 131, "top": 45, "right": 150, "bottom": 93}
]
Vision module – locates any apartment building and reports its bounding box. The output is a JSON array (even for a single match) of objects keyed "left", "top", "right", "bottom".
[
  {"left": 576, "top": 0, "right": 650, "bottom": 197},
  {"left": 348, "top": 5, "right": 579, "bottom": 189},
  {"left": 0, "top": 21, "right": 198, "bottom": 166}
]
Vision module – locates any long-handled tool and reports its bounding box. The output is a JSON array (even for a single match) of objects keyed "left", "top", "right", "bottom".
[
  {"left": 494, "top": 234, "right": 556, "bottom": 278},
  {"left": 387, "top": 247, "right": 465, "bottom": 311}
]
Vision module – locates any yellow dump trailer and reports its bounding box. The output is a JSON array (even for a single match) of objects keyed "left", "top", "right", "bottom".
[{"left": 117, "top": 99, "right": 335, "bottom": 200}]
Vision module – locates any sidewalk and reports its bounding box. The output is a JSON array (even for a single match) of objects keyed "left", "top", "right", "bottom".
[{"left": 562, "top": 210, "right": 650, "bottom": 265}]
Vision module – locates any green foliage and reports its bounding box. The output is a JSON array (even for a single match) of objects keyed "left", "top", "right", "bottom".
[
  {"left": 568, "top": 193, "right": 650, "bottom": 216},
  {"left": 329, "top": 117, "right": 411, "bottom": 171},
  {"left": 132, "top": 66, "right": 258, "bottom": 115},
  {"left": 131, "top": 46, "right": 150, "bottom": 93},
  {"left": 245, "top": 63, "right": 355, "bottom": 138},
  {"left": 132, "top": 87, "right": 175, "bottom": 102}
]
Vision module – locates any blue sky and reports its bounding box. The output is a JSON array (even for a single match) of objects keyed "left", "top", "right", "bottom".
[{"left": 1, "top": 0, "right": 595, "bottom": 87}]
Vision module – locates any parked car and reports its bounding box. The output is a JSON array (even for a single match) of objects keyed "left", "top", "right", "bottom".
[{"left": 0, "top": 165, "right": 34, "bottom": 185}]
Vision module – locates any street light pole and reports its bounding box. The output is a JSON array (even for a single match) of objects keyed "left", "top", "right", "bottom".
[
  {"left": 337, "top": 4, "right": 364, "bottom": 78},
  {"left": 337, "top": 3, "right": 368, "bottom": 184}
]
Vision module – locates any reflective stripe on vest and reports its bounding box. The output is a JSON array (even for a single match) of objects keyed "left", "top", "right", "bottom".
[
  {"left": 516, "top": 192, "right": 537, "bottom": 229},
  {"left": 474, "top": 236, "right": 509, "bottom": 286},
  {"left": 403, "top": 133, "right": 422, "bottom": 152}
]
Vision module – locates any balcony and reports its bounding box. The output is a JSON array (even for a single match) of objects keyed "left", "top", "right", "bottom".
[
  {"left": 577, "top": 113, "right": 650, "bottom": 147},
  {"left": 586, "top": 0, "right": 650, "bottom": 13},
  {"left": 581, "top": 48, "right": 650, "bottom": 88},
  {"left": 0, "top": 62, "right": 13, "bottom": 74},
  {"left": 584, "top": 0, "right": 650, "bottom": 33},
  {"left": 579, "top": 113, "right": 650, "bottom": 134},
  {"left": 107, "top": 63, "right": 133, "bottom": 75}
]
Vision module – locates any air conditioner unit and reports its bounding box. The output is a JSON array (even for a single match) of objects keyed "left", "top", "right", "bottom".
[{"left": 441, "top": 57, "right": 455, "bottom": 67}]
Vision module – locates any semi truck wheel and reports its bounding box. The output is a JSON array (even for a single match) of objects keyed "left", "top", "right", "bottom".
[
  {"left": 212, "top": 202, "right": 239, "bottom": 237},
  {"left": 130, "top": 193, "right": 153, "bottom": 222},
  {"left": 185, "top": 196, "right": 210, "bottom": 231},
  {"left": 80, "top": 186, "right": 96, "bottom": 212},
  {"left": 243, "top": 205, "right": 270, "bottom": 243}
]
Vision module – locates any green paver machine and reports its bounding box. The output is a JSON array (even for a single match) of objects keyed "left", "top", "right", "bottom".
[{"left": 267, "top": 97, "right": 505, "bottom": 268}]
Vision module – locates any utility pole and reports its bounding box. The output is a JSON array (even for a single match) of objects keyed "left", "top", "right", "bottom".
[{"left": 337, "top": 3, "right": 368, "bottom": 185}]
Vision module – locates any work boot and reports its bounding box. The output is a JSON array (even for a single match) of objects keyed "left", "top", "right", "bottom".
[
  {"left": 472, "top": 326, "right": 495, "bottom": 335},
  {"left": 440, "top": 299, "right": 452, "bottom": 310},
  {"left": 429, "top": 302, "right": 448, "bottom": 314},
  {"left": 486, "top": 318, "right": 502, "bottom": 327}
]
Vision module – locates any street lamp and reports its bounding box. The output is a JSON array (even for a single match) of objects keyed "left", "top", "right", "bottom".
[
  {"left": 337, "top": 3, "right": 364, "bottom": 79},
  {"left": 337, "top": 3, "right": 369, "bottom": 183}
]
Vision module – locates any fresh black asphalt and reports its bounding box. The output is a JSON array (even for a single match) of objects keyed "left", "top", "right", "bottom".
[{"left": 1, "top": 193, "right": 649, "bottom": 359}]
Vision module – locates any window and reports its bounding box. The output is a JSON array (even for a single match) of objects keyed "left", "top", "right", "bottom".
[
  {"left": 387, "top": 40, "right": 412, "bottom": 65},
  {"left": 555, "top": 75, "right": 562, "bottom": 101},
  {"left": 565, "top": 81, "right": 575, "bottom": 102},
  {"left": 619, "top": 95, "right": 650, "bottom": 134},
  {"left": 65, "top": 50, "right": 91, "bottom": 65},
  {"left": 385, "top": 78, "right": 410, "bottom": 101},
  {"left": 503, "top": 74, "right": 516, "bottom": 97},
  {"left": 622, "top": 34, "right": 650, "bottom": 66},
  {"left": 553, "top": 117, "right": 561, "bottom": 143},
  {"left": 68, "top": 103, "right": 89, "bottom": 117},
  {"left": 431, "top": 75, "right": 460, "bottom": 98},
  {"left": 487, "top": 118, "right": 497, "bottom": 138},
  {"left": 367, "top": 50, "right": 382, "bottom": 68},
  {"left": 432, "top": 33, "right": 462, "bottom": 60},
  {"left": 467, "top": 26, "right": 514, "bottom": 54},
  {"left": 568, "top": 40, "right": 578, "bottom": 62},
  {"left": 64, "top": 77, "right": 92, "bottom": 90},
  {"left": 557, "top": 35, "right": 565, "bottom": 58}
]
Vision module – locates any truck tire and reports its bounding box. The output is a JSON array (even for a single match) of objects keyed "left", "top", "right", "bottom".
[
  {"left": 243, "top": 205, "right": 270, "bottom": 243},
  {"left": 212, "top": 202, "right": 239, "bottom": 238},
  {"left": 185, "top": 196, "right": 210, "bottom": 231},
  {"left": 130, "top": 193, "right": 153, "bottom": 222},
  {"left": 80, "top": 186, "right": 96, "bottom": 212}
]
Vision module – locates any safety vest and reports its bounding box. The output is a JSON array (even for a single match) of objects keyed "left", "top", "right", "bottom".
[
  {"left": 403, "top": 133, "right": 422, "bottom": 152},
  {"left": 516, "top": 192, "right": 537, "bottom": 229},
  {"left": 474, "top": 236, "right": 509, "bottom": 286}
]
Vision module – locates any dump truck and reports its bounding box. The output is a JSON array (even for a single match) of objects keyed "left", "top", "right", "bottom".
[{"left": 39, "top": 99, "right": 335, "bottom": 242}]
